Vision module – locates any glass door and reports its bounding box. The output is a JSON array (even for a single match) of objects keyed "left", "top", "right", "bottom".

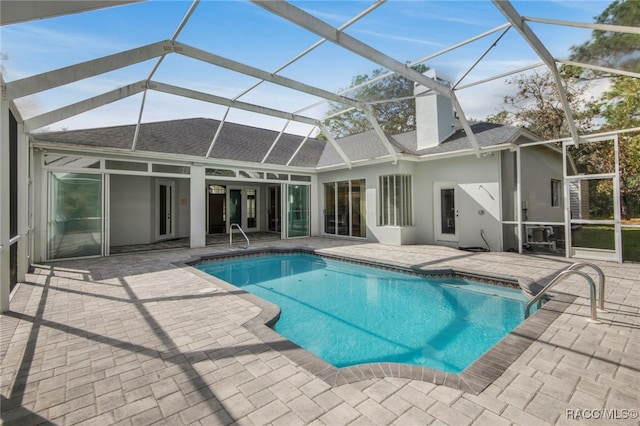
[
  {"left": 567, "top": 176, "right": 619, "bottom": 261},
  {"left": 564, "top": 138, "right": 621, "bottom": 262},
  {"left": 351, "top": 179, "right": 366, "bottom": 238},
  {"left": 48, "top": 172, "right": 103, "bottom": 260},
  {"left": 246, "top": 187, "right": 258, "bottom": 231},
  {"left": 434, "top": 182, "right": 458, "bottom": 242},
  {"left": 324, "top": 180, "right": 366, "bottom": 237},
  {"left": 287, "top": 184, "right": 309, "bottom": 238},
  {"left": 268, "top": 185, "right": 281, "bottom": 233},
  {"left": 229, "top": 189, "right": 242, "bottom": 230},
  {"left": 157, "top": 180, "right": 175, "bottom": 240}
]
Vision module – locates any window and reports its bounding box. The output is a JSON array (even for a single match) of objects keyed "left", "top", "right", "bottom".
[
  {"left": 208, "top": 185, "right": 226, "bottom": 194},
  {"left": 105, "top": 160, "right": 148, "bottom": 172},
  {"left": 323, "top": 180, "right": 366, "bottom": 237},
  {"left": 206, "top": 168, "right": 235, "bottom": 177},
  {"left": 239, "top": 170, "right": 264, "bottom": 179},
  {"left": 44, "top": 155, "right": 100, "bottom": 169},
  {"left": 152, "top": 163, "right": 189, "bottom": 174},
  {"left": 379, "top": 175, "right": 412, "bottom": 226},
  {"left": 266, "top": 172, "right": 288, "bottom": 181},
  {"left": 551, "top": 179, "right": 561, "bottom": 207}
]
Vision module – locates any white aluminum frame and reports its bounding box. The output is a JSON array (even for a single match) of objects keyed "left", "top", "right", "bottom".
[{"left": 2, "top": 0, "right": 639, "bottom": 309}]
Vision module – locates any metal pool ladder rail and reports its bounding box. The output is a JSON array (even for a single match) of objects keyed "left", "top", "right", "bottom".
[
  {"left": 230, "top": 224, "right": 250, "bottom": 249},
  {"left": 525, "top": 262, "right": 605, "bottom": 322}
]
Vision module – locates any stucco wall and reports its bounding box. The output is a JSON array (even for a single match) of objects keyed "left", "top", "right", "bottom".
[
  {"left": 176, "top": 178, "right": 190, "bottom": 238},
  {"left": 520, "top": 145, "right": 564, "bottom": 223},
  {"left": 110, "top": 175, "right": 152, "bottom": 246},
  {"left": 317, "top": 161, "right": 417, "bottom": 245},
  {"left": 110, "top": 175, "right": 190, "bottom": 247},
  {"left": 317, "top": 154, "right": 502, "bottom": 249},
  {"left": 414, "top": 154, "right": 502, "bottom": 250}
]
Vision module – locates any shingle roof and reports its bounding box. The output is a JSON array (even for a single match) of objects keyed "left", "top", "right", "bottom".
[
  {"left": 31, "top": 118, "right": 324, "bottom": 168},
  {"left": 414, "top": 122, "right": 525, "bottom": 156},
  {"left": 315, "top": 122, "right": 532, "bottom": 167},
  {"left": 31, "top": 118, "right": 532, "bottom": 168}
]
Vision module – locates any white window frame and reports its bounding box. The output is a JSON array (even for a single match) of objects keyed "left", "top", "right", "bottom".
[{"left": 378, "top": 174, "right": 413, "bottom": 226}]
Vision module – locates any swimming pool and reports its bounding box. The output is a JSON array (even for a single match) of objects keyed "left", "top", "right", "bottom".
[{"left": 196, "top": 252, "right": 532, "bottom": 373}]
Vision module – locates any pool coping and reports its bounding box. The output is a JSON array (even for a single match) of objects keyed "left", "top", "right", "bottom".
[{"left": 178, "top": 247, "right": 576, "bottom": 395}]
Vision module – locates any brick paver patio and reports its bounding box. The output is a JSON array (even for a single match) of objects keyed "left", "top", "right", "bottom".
[{"left": 1, "top": 238, "right": 638, "bottom": 425}]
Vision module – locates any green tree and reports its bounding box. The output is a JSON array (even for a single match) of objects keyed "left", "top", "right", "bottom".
[
  {"left": 572, "top": 77, "right": 640, "bottom": 220},
  {"left": 569, "top": 0, "right": 640, "bottom": 74},
  {"left": 322, "top": 64, "right": 427, "bottom": 139},
  {"left": 568, "top": 0, "right": 640, "bottom": 221},
  {"left": 487, "top": 68, "right": 598, "bottom": 140}
]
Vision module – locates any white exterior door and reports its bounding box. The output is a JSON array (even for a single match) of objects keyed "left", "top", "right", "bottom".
[{"left": 434, "top": 182, "right": 458, "bottom": 243}]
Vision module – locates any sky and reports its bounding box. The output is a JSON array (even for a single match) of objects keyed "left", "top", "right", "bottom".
[{"left": 0, "top": 0, "right": 612, "bottom": 135}]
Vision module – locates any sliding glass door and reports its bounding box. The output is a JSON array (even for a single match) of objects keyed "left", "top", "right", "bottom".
[
  {"left": 323, "top": 180, "right": 366, "bottom": 238},
  {"left": 48, "top": 172, "right": 103, "bottom": 260}
]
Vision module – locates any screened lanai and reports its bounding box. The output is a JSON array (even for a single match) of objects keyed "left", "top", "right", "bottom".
[{"left": 1, "top": 0, "right": 639, "bottom": 312}]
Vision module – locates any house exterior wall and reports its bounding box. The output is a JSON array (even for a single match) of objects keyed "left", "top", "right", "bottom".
[
  {"left": 176, "top": 178, "right": 190, "bottom": 238},
  {"left": 501, "top": 150, "right": 517, "bottom": 222},
  {"left": 317, "top": 161, "right": 417, "bottom": 245},
  {"left": 520, "top": 145, "right": 565, "bottom": 223},
  {"left": 110, "top": 175, "right": 153, "bottom": 246},
  {"left": 414, "top": 154, "right": 502, "bottom": 250},
  {"left": 30, "top": 131, "right": 565, "bottom": 259},
  {"left": 317, "top": 154, "right": 503, "bottom": 249},
  {"left": 110, "top": 175, "right": 190, "bottom": 247}
]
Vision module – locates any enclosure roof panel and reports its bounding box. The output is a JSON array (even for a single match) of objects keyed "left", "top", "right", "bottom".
[{"left": 5, "top": 0, "right": 632, "bottom": 168}]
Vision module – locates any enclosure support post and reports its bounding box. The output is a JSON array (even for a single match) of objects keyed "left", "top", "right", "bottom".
[
  {"left": 0, "top": 78, "right": 11, "bottom": 313},
  {"left": 190, "top": 165, "right": 206, "bottom": 248}
]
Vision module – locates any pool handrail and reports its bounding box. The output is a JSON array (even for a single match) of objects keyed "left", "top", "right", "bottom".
[
  {"left": 567, "top": 262, "right": 605, "bottom": 311},
  {"left": 525, "top": 269, "right": 597, "bottom": 322},
  {"left": 230, "top": 223, "right": 250, "bottom": 249}
]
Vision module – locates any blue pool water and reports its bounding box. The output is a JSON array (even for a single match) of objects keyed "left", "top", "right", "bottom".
[{"left": 197, "top": 253, "right": 531, "bottom": 373}]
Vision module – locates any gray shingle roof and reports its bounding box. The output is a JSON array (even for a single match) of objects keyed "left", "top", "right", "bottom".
[
  {"left": 414, "top": 122, "right": 525, "bottom": 156},
  {"left": 31, "top": 118, "right": 324, "bottom": 168},
  {"left": 31, "top": 118, "right": 532, "bottom": 168}
]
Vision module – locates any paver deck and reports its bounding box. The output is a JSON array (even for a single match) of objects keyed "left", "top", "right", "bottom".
[{"left": 1, "top": 238, "right": 638, "bottom": 425}]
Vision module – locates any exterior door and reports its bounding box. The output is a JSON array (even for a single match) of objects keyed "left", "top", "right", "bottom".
[
  {"left": 434, "top": 182, "right": 458, "bottom": 243},
  {"left": 268, "top": 185, "right": 281, "bottom": 233},
  {"left": 208, "top": 185, "right": 226, "bottom": 234},
  {"left": 157, "top": 180, "right": 175, "bottom": 240},
  {"left": 48, "top": 172, "right": 103, "bottom": 259},
  {"left": 228, "top": 189, "right": 242, "bottom": 230},
  {"left": 245, "top": 187, "right": 258, "bottom": 231},
  {"left": 287, "top": 184, "right": 309, "bottom": 238},
  {"left": 567, "top": 176, "right": 620, "bottom": 261},
  {"left": 227, "top": 187, "right": 259, "bottom": 232}
]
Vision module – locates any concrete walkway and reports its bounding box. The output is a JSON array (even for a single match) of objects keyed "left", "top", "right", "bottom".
[{"left": 1, "top": 238, "right": 638, "bottom": 425}]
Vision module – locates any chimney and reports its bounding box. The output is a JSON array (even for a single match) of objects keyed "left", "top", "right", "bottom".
[{"left": 414, "top": 69, "right": 456, "bottom": 150}]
